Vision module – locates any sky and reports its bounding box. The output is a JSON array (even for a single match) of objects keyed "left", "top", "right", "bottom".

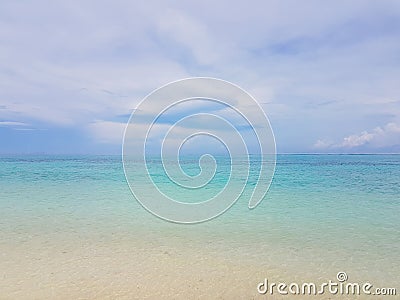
[{"left": 1, "top": 0, "right": 400, "bottom": 154}]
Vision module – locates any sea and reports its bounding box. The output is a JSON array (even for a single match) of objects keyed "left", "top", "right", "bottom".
[{"left": 0, "top": 154, "right": 399, "bottom": 296}]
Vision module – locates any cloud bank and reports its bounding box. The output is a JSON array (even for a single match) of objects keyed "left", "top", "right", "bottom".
[{"left": 314, "top": 122, "right": 400, "bottom": 152}]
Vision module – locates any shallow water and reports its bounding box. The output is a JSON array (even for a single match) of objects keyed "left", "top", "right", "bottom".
[{"left": 1, "top": 154, "right": 399, "bottom": 298}]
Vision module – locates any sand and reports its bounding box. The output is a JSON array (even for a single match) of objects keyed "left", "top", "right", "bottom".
[{"left": 0, "top": 228, "right": 374, "bottom": 300}]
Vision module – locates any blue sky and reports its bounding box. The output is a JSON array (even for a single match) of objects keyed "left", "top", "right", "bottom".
[{"left": 1, "top": 0, "right": 400, "bottom": 154}]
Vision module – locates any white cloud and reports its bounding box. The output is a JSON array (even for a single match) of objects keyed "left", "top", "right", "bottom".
[
  {"left": 313, "top": 139, "right": 334, "bottom": 149},
  {"left": 314, "top": 122, "right": 400, "bottom": 151},
  {"left": 156, "top": 9, "right": 224, "bottom": 65},
  {"left": 88, "top": 113, "right": 265, "bottom": 156},
  {"left": 87, "top": 121, "right": 126, "bottom": 144},
  {"left": 0, "top": 121, "right": 29, "bottom": 127}
]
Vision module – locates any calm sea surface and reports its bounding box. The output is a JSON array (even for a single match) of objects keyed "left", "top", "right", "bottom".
[{"left": 1, "top": 154, "right": 399, "bottom": 287}]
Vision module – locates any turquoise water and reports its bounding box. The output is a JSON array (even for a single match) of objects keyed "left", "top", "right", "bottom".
[{"left": 1, "top": 154, "right": 399, "bottom": 286}]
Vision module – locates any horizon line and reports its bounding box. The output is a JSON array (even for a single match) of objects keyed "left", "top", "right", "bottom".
[{"left": 0, "top": 152, "right": 399, "bottom": 156}]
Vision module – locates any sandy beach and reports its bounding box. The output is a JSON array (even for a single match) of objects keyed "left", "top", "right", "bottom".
[{"left": 1, "top": 226, "right": 391, "bottom": 300}]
